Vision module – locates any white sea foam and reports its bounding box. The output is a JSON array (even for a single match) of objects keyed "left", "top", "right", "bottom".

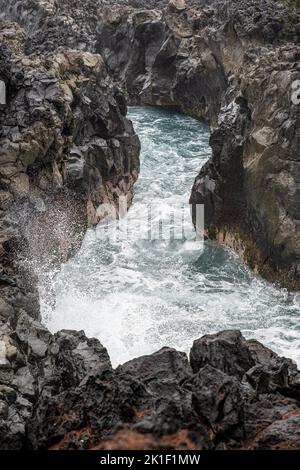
[{"left": 40, "top": 107, "right": 300, "bottom": 367}]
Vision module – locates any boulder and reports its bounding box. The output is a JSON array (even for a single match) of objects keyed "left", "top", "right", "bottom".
[
  {"left": 190, "top": 330, "right": 255, "bottom": 379},
  {"left": 168, "top": 0, "right": 186, "bottom": 12}
]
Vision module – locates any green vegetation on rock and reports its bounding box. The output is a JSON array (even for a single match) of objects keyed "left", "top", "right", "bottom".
[
  {"left": 183, "top": 106, "right": 206, "bottom": 121},
  {"left": 207, "top": 225, "right": 217, "bottom": 240}
]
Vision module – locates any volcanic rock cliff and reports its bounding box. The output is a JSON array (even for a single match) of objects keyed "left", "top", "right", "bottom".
[{"left": 0, "top": 0, "right": 299, "bottom": 451}]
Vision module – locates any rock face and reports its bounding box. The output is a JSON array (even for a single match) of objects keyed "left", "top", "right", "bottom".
[
  {"left": 96, "top": 1, "right": 227, "bottom": 123},
  {"left": 8, "top": 329, "right": 300, "bottom": 450},
  {"left": 96, "top": 0, "right": 300, "bottom": 288},
  {"left": 190, "top": 37, "right": 300, "bottom": 289}
]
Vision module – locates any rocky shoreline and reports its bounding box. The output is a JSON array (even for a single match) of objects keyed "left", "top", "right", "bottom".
[
  {"left": 0, "top": 0, "right": 299, "bottom": 450},
  {"left": 2, "top": 326, "right": 300, "bottom": 450},
  {"left": 96, "top": 0, "right": 300, "bottom": 288}
]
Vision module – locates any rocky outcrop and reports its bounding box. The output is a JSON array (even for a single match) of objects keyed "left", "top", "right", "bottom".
[
  {"left": 96, "top": 1, "right": 228, "bottom": 123},
  {"left": 96, "top": 0, "right": 300, "bottom": 288},
  {"left": 2, "top": 329, "right": 299, "bottom": 450},
  {"left": 190, "top": 29, "right": 300, "bottom": 289}
]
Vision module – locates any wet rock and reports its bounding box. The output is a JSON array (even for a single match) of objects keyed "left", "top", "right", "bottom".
[
  {"left": 243, "top": 392, "right": 299, "bottom": 448},
  {"left": 12, "top": 367, "right": 35, "bottom": 401},
  {"left": 190, "top": 330, "right": 255, "bottom": 379},
  {"left": 115, "top": 350, "right": 213, "bottom": 449},
  {"left": 0, "top": 400, "right": 8, "bottom": 419},
  {"left": 1, "top": 325, "right": 299, "bottom": 450},
  {"left": 41, "top": 330, "right": 112, "bottom": 395},
  {"left": 252, "top": 414, "right": 300, "bottom": 450},
  {"left": 97, "top": 4, "right": 227, "bottom": 121},
  {"left": 245, "top": 338, "right": 300, "bottom": 396},
  {"left": 28, "top": 368, "right": 137, "bottom": 450},
  {"left": 247, "top": 339, "right": 279, "bottom": 365},
  {"left": 0, "top": 384, "right": 16, "bottom": 404},
  {"left": 118, "top": 347, "right": 192, "bottom": 385},
  {"left": 14, "top": 313, "right": 50, "bottom": 359},
  {"left": 186, "top": 365, "right": 244, "bottom": 438},
  {"left": 0, "top": 339, "right": 10, "bottom": 369},
  {"left": 245, "top": 360, "right": 294, "bottom": 395},
  {"left": 168, "top": 0, "right": 186, "bottom": 13}
]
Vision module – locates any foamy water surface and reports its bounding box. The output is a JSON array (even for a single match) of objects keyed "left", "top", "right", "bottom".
[{"left": 40, "top": 107, "right": 300, "bottom": 367}]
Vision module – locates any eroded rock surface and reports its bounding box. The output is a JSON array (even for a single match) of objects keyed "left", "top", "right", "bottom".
[{"left": 22, "top": 330, "right": 300, "bottom": 450}]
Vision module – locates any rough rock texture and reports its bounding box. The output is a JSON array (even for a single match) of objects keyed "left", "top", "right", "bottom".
[
  {"left": 96, "top": 1, "right": 227, "bottom": 123},
  {"left": 0, "top": 0, "right": 139, "bottom": 449},
  {"left": 96, "top": 0, "right": 300, "bottom": 288},
  {"left": 19, "top": 330, "right": 300, "bottom": 450},
  {"left": 190, "top": 36, "right": 300, "bottom": 289}
]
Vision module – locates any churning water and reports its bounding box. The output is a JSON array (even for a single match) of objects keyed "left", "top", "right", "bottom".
[{"left": 41, "top": 107, "right": 300, "bottom": 367}]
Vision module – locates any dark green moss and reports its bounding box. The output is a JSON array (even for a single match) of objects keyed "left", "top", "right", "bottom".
[
  {"left": 207, "top": 225, "right": 217, "bottom": 240},
  {"left": 243, "top": 240, "right": 257, "bottom": 270},
  {"left": 183, "top": 106, "right": 206, "bottom": 121}
]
